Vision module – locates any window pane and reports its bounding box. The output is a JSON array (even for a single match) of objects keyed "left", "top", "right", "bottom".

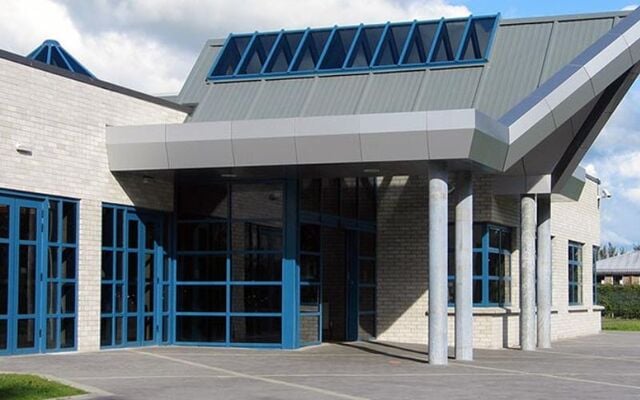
[
  {"left": 232, "top": 254, "right": 282, "bottom": 282},
  {"left": 116, "top": 210, "right": 124, "bottom": 248},
  {"left": 0, "top": 244, "right": 7, "bottom": 315},
  {"left": 500, "top": 229, "right": 511, "bottom": 251},
  {"left": 301, "top": 179, "right": 321, "bottom": 213},
  {"left": 359, "top": 260, "right": 375, "bottom": 284},
  {"left": 473, "top": 224, "right": 483, "bottom": 248},
  {"left": 178, "top": 222, "right": 227, "bottom": 251},
  {"left": 178, "top": 255, "right": 226, "bottom": 282},
  {"left": 300, "top": 285, "right": 320, "bottom": 312},
  {"left": 212, "top": 35, "right": 252, "bottom": 77},
  {"left": 61, "top": 284, "right": 75, "bottom": 314},
  {"left": 300, "top": 316, "right": 319, "bottom": 343},
  {"left": 101, "top": 251, "right": 113, "bottom": 280},
  {"left": 49, "top": 201, "right": 59, "bottom": 243},
  {"left": 321, "top": 178, "right": 340, "bottom": 215},
  {"left": 128, "top": 220, "right": 138, "bottom": 249},
  {"left": 341, "top": 178, "right": 357, "bottom": 219},
  {"left": 402, "top": 22, "right": 438, "bottom": 64},
  {"left": 101, "top": 284, "right": 112, "bottom": 313},
  {"left": 231, "top": 285, "right": 281, "bottom": 313},
  {"left": 489, "top": 280, "right": 504, "bottom": 304},
  {"left": 300, "top": 255, "right": 320, "bottom": 282},
  {"left": 17, "top": 319, "right": 35, "bottom": 348},
  {"left": 47, "top": 283, "right": 58, "bottom": 314},
  {"left": 374, "top": 24, "right": 411, "bottom": 66},
  {"left": 177, "top": 183, "right": 228, "bottom": 219},
  {"left": 461, "top": 17, "right": 496, "bottom": 60},
  {"left": 0, "top": 320, "right": 6, "bottom": 349},
  {"left": 473, "top": 279, "right": 482, "bottom": 304},
  {"left": 20, "top": 207, "right": 37, "bottom": 241},
  {"left": 232, "top": 222, "right": 282, "bottom": 251},
  {"left": 360, "top": 232, "right": 375, "bottom": 257},
  {"left": 358, "top": 177, "right": 376, "bottom": 221},
  {"left": 359, "top": 287, "right": 375, "bottom": 312},
  {"left": 232, "top": 183, "right": 283, "bottom": 220},
  {"left": 473, "top": 252, "right": 483, "bottom": 276},
  {"left": 264, "top": 32, "right": 304, "bottom": 73},
  {"left": 60, "top": 318, "right": 74, "bottom": 348},
  {"left": 238, "top": 33, "right": 278, "bottom": 75},
  {"left": 301, "top": 224, "right": 321, "bottom": 252},
  {"left": 488, "top": 252, "right": 501, "bottom": 276},
  {"left": 62, "top": 203, "right": 76, "bottom": 244},
  {"left": 291, "top": 30, "right": 332, "bottom": 72},
  {"left": 48, "top": 247, "right": 58, "bottom": 279},
  {"left": 127, "top": 316, "right": 137, "bottom": 342},
  {"left": 346, "top": 27, "right": 384, "bottom": 68},
  {"left": 432, "top": 20, "right": 467, "bottom": 62},
  {"left": 18, "top": 245, "right": 37, "bottom": 314},
  {"left": 448, "top": 279, "right": 455, "bottom": 304},
  {"left": 176, "top": 316, "right": 226, "bottom": 342},
  {"left": 101, "top": 318, "right": 112, "bottom": 347},
  {"left": 177, "top": 285, "right": 225, "bottom": 312},
  {"left": 61, "top": 248, "right": 75, "bottom": 279},
  {"left": 489, "top": 228, "right": 500, "bottom": 249},
  {"left": 0, "top": 205, "right": 8, "bottom": 238},
  {"left": 102, "top": 207, "right": 114, "bottom": 247},
  {"left": 319, "top": 28, "right": 358, "bottom": 70},
  {"left": 231, "top": 317, "right": 281, "bottom": 343}
]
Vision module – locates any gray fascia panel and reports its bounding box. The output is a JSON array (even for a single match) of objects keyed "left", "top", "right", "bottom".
[
  {"left": 106, "top": 124, "right": 169, "bottom": 171},
  {"left": 232, "top": 118, "right": 297, "bottom": 166},
  {"left": 294, "top": 115, "right": 362, "bottom": 164},
  {"left": 166, "top": 121, "right": 233, "bottom": 169},
  {"left": 359, "top": 112, "right": 428, "bottom": 162}
]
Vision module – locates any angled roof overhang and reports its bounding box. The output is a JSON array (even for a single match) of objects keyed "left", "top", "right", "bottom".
[{"left": 106, "top": 8, "right": 640, "bottom": 192}]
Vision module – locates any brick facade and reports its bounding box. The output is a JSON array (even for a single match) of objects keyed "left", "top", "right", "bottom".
[
  {"left": 376, "top": 174, "right": 601, "bottom": 349},
  {"left": 0, "top": 58, "right": 187, "bottom": 351}
]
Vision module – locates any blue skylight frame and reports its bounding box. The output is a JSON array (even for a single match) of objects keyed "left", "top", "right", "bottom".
[
  {"left": 27, "top": 40, "right": 96, "bottom": 78},
  {"left": 207, "top": 14, "right": 500, "bottom": 82}
]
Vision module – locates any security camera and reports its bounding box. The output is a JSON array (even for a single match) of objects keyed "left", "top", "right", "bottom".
[{"left": 601, "top": 188, "right": 612, "bottom": 199}]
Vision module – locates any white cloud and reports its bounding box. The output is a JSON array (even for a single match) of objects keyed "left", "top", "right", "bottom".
[
  {"left": 0, "top": 0, "right": 470, "bottom": 94},
  {"left": 622, "top": 4, "right": 639, "bottom": 11}
]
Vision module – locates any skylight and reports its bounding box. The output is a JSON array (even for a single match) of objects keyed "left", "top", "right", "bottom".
[
  {"left": 27, "top": 39, "right": 95, "bottom": 78},
  {"left": 208, "top": 14, "right": 499, "bottom": 81}
]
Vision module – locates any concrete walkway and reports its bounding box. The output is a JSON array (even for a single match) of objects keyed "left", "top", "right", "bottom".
[{"left": 2, "top": 332, "right": 640, "bottom": 399}]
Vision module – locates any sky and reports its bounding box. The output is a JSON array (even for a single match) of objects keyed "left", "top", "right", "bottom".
[{"left": 0, "top": 0, "right": 639, "bottom": 248}]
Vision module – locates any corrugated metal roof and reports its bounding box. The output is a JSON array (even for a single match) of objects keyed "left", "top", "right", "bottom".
[
  {"left": 539, "top": 18, "right": 614, "bottom": 83},
  {"left": 181, "top": 11, "right": 627, "bottom": 121},
  {"left": 473, "top": 22, "right": 553, "bottom": 118},
  {"left": 414, "top": 67, "right": 483, "bottom": 111},
  {"left": 357, "top": 70, "right": 424, "bottom": 114},
  {"left": 302, "top": 74, "right": 369, "bottom": 117},
  {"left": 596, "top": 251, "right": 640, "bottom": 274},
  {"left": 177, "top": 39, "right": 223, "bottom": 105}
]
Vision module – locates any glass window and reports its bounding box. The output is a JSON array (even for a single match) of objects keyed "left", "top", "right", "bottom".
[
  {"left": 319, "top": 28, "right": 358, "bottom": 70},
  {"left": 345, "top": 26, "right": 384, "bottom": 68},
  {"left": 569, "top": 242, "right": 583, "bottom": 305},
  {"left": 373, "top": 23, "right": 412, "bottom": 66},
  {"left": 290, "top": 29, "right": 332, "bottom": 72},
  {"left": 460, "top": 17, "right": 496, "bottom": 60},
  {"left": 449, "top": 224, "right": 512, "bottom": 306},
  {"left": 431, "top": 20, "right": 467, "bottom": 62},
  {"left": 237, "top": 33, "right": 279, "bottom": 75},
  {"left": 176, "top": 316, "right": 225, "bottom": 342},
  {"left": 177, "top": 183, "right": 228, "bottom": 219},
  {"left": 232, "top": 183, "right": 283, "bottom": 220},
  {"left": 211, "top": 35, "right": 252, "bottom": 77},
  {"left": 177, "top": 255, "right": 226, "bottom": 282},
  {"left": 263, "top": 32, "right": 304, "bottom": 73},
  {"left": 401, "top": 22, "right": 438, "bottom": 64},
  {"left": 178, "top": 223, "right": 227, "bottom": 251},
  {"left": 300, "top": 179, "right": 321, "bottom": 213},
  {"left": 177, "top": 286, "right": 226, "bottom": 312},
  {"left": 231, "top": 285, "right": 281, "bottom": 313},
  {"left": 231, "top": 317, "right": 281, "bottom": 343},
  {"left": 232, "top": 254, "right": 282, "bottom": 282}
]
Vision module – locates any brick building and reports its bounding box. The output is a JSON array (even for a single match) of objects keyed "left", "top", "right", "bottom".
[
  {"left": 1, "top": 9, "right": 637, "bottom": 364},
  {"left": 597, "top": 251, "right": 640, "bottom": 285}
]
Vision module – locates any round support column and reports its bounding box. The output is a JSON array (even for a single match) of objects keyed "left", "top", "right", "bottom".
[
  {"left": 428, "top": 162, "right": 449, "bottom": 365},
  {"left": 520, "top": 194, "right": 537, "bottom": 351},
  {"left": 455, "top": 172, "right": 473, "bottom": 361},
  {"left": 537, "top": 195, "right": 552, "bottom": 349}
]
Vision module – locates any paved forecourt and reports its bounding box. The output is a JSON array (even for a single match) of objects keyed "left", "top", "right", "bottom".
[{"left": 1, "top": 332, "right": 640, "bottom": 400}]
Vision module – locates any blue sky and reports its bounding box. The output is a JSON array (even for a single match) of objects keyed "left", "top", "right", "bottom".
[{"left": 0, "top": 0, "right": 638, "bottom": 248}]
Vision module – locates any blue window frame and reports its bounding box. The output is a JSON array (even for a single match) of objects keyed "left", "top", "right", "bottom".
[
  {"left": 175, "top": 182, "right": 284, "bottom": 348},
  {"left": 208, "top": 14, "right": 500, "bottom": 81},
  {"left": 0, "top": 190, "right": 78, "bottom": 356},
  {"left": 448, "top": 223, "right": 512, "bottom": 307},
  {"left": 299, "top": 178, "right": 376, "bottom": 346},
  {"left": 592, "top": 245, "right": 599, "bottom": 305},
  {"left": 100, "top": 204, "right": 167, "bottom": 348},
  {"left": 568, "top": 241, "right": 583, "bottom": 305}
]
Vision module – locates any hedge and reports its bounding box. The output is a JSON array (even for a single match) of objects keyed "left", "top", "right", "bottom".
[{"left": 598, "top": 284, "right": 640, "bottom": 319}]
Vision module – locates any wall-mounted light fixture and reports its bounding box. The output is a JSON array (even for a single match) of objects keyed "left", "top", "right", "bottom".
[
  {"left": 142, "top": 175, "right": 154, "bottom": 184},
  {"left": 16, "top": 144, "right": 33, "bottom": 156}
]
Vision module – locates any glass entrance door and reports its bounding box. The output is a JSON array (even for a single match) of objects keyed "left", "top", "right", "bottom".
[
  {"left": 125, "top": 212, "right": 163, "bottom": 347},
  {"left": 0, "top": 196, "right": 42, "bottom": 355}
]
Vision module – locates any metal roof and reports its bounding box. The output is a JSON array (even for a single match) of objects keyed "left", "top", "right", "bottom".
[
  {"left": 179, "top": 11, "right": 629, "bottom": 122},
  {"left": 596, "top": 251, "right": 640, "bottom": 274}
]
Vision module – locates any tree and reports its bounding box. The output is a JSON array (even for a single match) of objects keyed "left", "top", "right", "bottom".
[{"left": 598, "top": 242, "right": 626, "bottom": 260}]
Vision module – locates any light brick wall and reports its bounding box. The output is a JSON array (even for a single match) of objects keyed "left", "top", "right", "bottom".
[
  {"left": 376, "top": 174, "right": 601, "bottom": 349},
  {"left": 0, "top": 58, "right": 187, "bottom": 351}
]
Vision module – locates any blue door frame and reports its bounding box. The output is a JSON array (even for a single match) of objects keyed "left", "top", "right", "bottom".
[{"left": 0, "top": 191, "right": 79, "bottom": 356}]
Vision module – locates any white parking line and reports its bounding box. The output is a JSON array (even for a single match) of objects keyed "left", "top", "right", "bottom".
[{"left": 131, "top": 349, "right": 370, "bottom": 400}]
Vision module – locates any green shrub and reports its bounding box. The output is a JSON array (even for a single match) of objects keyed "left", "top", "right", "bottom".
[{"left": 598, "top": 284, "right": 640, "bottom": 319}]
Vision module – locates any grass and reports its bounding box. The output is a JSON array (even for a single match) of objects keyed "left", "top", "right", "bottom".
[
  {"left": 603, "top": 317, "right": 640, "bottom": 331},
  {"left": 0, "top": 374, "right": 85, "bottom": 400}
]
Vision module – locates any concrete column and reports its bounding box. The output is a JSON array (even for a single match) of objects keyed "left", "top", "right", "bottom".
[
  {"left": 520, "top": 194, "right": 537, "bottom": 351},
  {"left": 428, "top": 162, "right": 449, "bottom": 365},
  {"left": 537, "top": 195, "right": 552, "bottom": 349},
  {"left": 455, "top": 172, "right": 473, "bottom": 360}
]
